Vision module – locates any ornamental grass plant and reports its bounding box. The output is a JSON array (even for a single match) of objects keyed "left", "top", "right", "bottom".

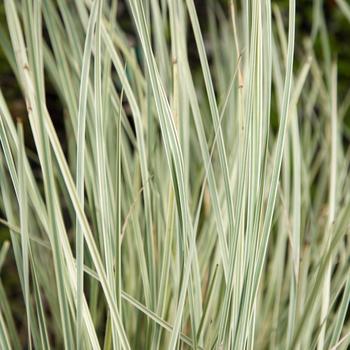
[{"left": 0, "top": 0, "right": 349, "bottom": 349}]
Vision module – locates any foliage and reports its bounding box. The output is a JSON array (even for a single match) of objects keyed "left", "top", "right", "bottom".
[{"left": 0, "top": 0, "right": 349, "bottom": 349}]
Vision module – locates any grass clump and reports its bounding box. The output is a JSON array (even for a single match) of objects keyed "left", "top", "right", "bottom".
[{"left": 0, "top": 0, "right": 349, "bottom": 349}]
